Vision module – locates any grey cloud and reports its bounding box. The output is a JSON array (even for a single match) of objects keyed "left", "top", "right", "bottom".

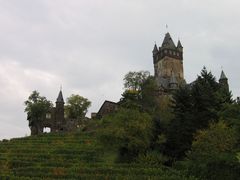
[{"left": 0, "top": 0, "right": 240, "bottom": 139}]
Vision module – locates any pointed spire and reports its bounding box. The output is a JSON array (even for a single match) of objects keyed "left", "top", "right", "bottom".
[
  {"left": 56, "top": 90, "right": 64, "bottom": 103},
  {"left": 177, "top": 39, "right": 183, "bottom": 48},
  {"left": 152, "top": 43, "right": 158, "bottom": 54},
  {"left": 220, "top": 70, "right": 227, "bottom": 80},
  {"left": 161, "top": 32, "right": 176, "bottom": 49}
]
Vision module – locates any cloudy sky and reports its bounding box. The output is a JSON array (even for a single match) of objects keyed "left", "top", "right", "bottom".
[{"left": 0, "top": 0, "right": 240, "bottom": 139}]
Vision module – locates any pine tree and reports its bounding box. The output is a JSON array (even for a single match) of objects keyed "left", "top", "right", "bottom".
[{"left": 165, "top": 67, "right": 233, "bottom": 160}]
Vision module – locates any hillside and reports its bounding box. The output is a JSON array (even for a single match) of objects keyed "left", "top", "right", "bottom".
[{"left": 0, "top": 131, "right": 195, "bottom": 179}]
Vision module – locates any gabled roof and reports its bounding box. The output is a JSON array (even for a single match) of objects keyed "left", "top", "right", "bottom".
[
  {"left": 56, "top": 90, "right": 64, "bottom": 103},
  {"left": 97, "top": 100, "right": 118, "bottom": 114},
  {"left": 161, "top": 32, "right": 176, "bottom": 49}
]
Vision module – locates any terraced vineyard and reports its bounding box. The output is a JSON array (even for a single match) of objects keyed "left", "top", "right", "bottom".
[{"left": 0, "top": 132, "right": 195, "bottom": 179}]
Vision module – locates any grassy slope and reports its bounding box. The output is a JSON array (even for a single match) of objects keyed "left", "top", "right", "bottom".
[{"left": 0, "top": 131, "right": 195, "bottom": 179}]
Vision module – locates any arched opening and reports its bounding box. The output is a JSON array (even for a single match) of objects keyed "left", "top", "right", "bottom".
[{"left": 43, "top": 127, "right": 51, "bottom": 133}]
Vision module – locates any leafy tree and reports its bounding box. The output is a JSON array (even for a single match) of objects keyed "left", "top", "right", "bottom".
[
  {"left": 123, "top": 71, "right": 150, "bottom": 91},
  {"left": 183, "top": 121, "right": 240, "bottom": 180},
  {"left": 99, "top": 108, "right": 153, "bottom": 162},
  {"left": 24, "top": 90, "right": 52, "bottom": 135},
  {"left": 219, "top": 103, "right": 240, "bottom": 131},
  {"left": 65, "top": 94, "right": 91, "bottom": 119},
  {"left": 120, "top": 71, "right": 150, "bottom": 110},
  {"left": 140, "top": 76, "right": 159, "bottom": 114}
]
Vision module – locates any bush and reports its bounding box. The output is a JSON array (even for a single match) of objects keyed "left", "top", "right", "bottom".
[
  {"left": 137, "top": 151, "right": 169, "bottom": 166},
  {"left": 98, "top": 108, "right": 153, "bottom": 162}
]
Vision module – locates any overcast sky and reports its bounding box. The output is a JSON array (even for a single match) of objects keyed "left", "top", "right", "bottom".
[{"left": 0, "top": 0, "right": 240, "bottom": 139}]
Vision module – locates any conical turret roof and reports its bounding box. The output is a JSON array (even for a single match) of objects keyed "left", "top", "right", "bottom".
[
  {"left": 56, "top": 90, "right": 64, "bottom": 103},
  {"left": 220, "top": 70, "right": 227, "bottom": 80},
  {"left": 177, "top": 40, "right": 183, "bottom": 48},
  {"left": 152, "top": 43, "right": 158, "bottom": 53},
  {"left": 161, "top": 32, "right": 176, "bottom": 49}
]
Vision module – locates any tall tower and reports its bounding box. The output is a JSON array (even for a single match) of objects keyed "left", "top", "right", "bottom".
[
  {"left": 55, "top": 90, "right": 65, "bottom": 131},
  {"left": 152, "top": 32, "right": 185, "bottom": 92}
]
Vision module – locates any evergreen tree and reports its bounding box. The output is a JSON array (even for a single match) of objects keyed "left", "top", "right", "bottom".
[
  {"left": 165, "top": 67, "right": 232, "bottom": 160},
  {"left": 165, "top": 85, "right": 194, "bottom": 159}
]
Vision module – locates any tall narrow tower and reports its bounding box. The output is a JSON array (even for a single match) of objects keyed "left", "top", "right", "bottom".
[
  {"left": 219, "top": 70, "right": 229, "bottom": 92},
  {"left": 152, "top": 32, "right": 185, "bottom": 92},
  {"left": 55, "top": 90, "right": 65, "bottom": 131}
]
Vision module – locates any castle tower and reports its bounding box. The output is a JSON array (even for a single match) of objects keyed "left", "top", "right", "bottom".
[
  {"left": 153, "top": 32, "right": 185, "bottom": 92},
  {"left": 55, "top": 90, "right": 65, "bottom": 131},
  {"left": 219, "top": 70, "right": 229, "bottom": 92}
]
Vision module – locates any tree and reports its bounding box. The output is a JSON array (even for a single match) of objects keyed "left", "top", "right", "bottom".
[
  {"left": 183, "top": 121, "right": 240, "bottom": 180},
  {"left": 123, "top": 71, "right": 150, "bottom": 91},
  {"left": 24, "top": 90, "right": 52, "bottom": 135},
  {"left": 140, "top": 76, "right": 159, "bottom": 114},
  {"left": 165, "top": 85, "right": 194, "bottom": 159},
  {"left": 191, "top": 67, "right": 232, "bottom": 129},
  {"left": 165, "top": 67, "right": 233, "bottom": 160},
  {"left": 65, "top": 94, "right": 91, "bottom": 119},
  {"left": 99, "top": 108, "right": 153, "bottom": 162},
  {"left": 119, "top": 71, "right": 150, "bottom": 110}
]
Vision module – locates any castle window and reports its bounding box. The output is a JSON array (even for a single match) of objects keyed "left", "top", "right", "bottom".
[
  {"left": 46, "top": 113, "right": 51, "bottom": 119},
  {"left": 177, "top": 53, "right": 179, "bottom": 56},
  {"left": 164, "top": 50, "right": 167, "bottom": 53},
  {"left": 173, "top": 52, "right": 176, "bottom": 55}
]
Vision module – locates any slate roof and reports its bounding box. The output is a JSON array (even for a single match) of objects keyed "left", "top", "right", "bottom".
[
  {"left": 152, "top": 44, "right": 158, "bottom": 53},
  {"left": 220, "top": 70, "right": 227, "bottom": 80},
  {"left": 56, "top": 90, "right": 64, "bottom": 103},
  {"left": 161, "top": 32, "right": 176, "bottom": 49},
  {"left": 177, "top": 40, "right": 183, "bottom": 48}
]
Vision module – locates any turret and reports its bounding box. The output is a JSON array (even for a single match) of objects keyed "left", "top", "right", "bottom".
[
  {"left": 177, "top": 40, "right": 183, "bottom": 52},
  {"left": 152, "top": 43, "right": 158, "bottom": 63},
  {"left": 55, "top": 90, "right": 65, "bottom": 130},
  {"left": 219, "top": 70, "right": 229, "bottom": 92}
]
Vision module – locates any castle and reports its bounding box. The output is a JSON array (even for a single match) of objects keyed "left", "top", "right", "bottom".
[
  {"left": 29, "top": 32, "right": 230, "bottom": 135},
  {"left": 152, "top": 32, "right": 229, "bottom": 94},
  {"left": 152, "top": 32, "right": 185, "bottom": 94},
  {"left": 29, "top": 90, "right": 80, "bottom": 135}
]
